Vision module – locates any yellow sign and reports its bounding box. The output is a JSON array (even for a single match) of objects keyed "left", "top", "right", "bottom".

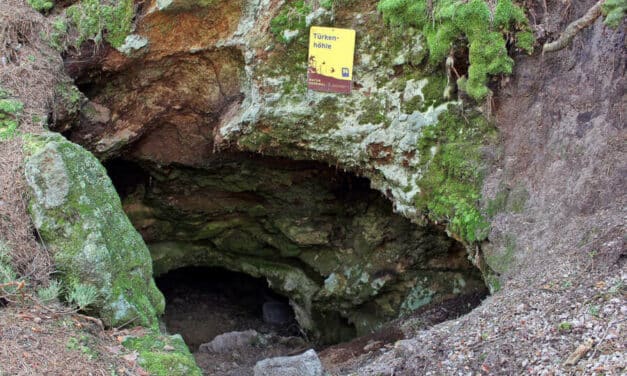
[{"left": 307, "top": 26, "right": 355, "bottom": 94}]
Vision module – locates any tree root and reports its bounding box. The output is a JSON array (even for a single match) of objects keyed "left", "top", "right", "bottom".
[{"left": 542, "top": 0, "right": 605, "bottom": 53}]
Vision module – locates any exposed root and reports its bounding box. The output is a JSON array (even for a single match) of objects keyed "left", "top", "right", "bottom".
[{"left": 542, "top": 0, "right": 605, "bottom": 53}]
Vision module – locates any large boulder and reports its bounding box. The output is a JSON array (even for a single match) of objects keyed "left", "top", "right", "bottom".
[{"left": 23, "top": 132, "right": 164, "bottom": 327}]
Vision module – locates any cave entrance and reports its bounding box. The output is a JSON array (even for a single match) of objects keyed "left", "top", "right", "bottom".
[
  {"left": 104, "top": 154, "right": 489, "bottom": 351},
  {"left": 155, "top": 266, "right": 300, "bottom": 352}
]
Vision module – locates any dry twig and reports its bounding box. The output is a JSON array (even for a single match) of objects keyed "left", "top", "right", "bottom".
[{"left": 542, "top": 0, "right": 605, "bottom": 53}]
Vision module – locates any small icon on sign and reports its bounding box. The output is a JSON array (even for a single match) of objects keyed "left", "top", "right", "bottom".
[{"left": 342, "top": 67, "right": 350, "bottom": 77}]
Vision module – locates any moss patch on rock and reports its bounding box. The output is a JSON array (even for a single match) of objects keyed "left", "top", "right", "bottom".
[
  {"left": 270, "top": 0, "right": 312, "bottom": 44},
  {"left": 66, "top": 0, "right": 134, "bottom": 48},
  {"left": 378, "top": 0, "right": 533, "bottom": 100},
  {"left": 122, "top": 332, "right": 201, "bottom": 376},
  {"left": 415, "top": 105, "right": 497, "bottom": 243},
  {"left": 22, "top": 132, "right": 164, "bottom": 327}
]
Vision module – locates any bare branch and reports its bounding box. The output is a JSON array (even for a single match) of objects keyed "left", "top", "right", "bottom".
[{"left": 542, "top": 0, "right": 605, "bottom": 53}]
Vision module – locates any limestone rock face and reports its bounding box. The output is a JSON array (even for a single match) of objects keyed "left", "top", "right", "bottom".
[
  {"left": 62, "top": 0, "right": 452, "bottom": 221},
  {"left": 23, "top": 132, "right": 165, "bottom": 327}
]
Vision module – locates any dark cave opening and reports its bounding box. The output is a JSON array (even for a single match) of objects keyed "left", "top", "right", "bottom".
[
  {"left": 103, "top": 159, "right": 150, "bottom": 199},
  {"left": 103, "top": 153, "right": 488, "bottom": 352},
  {"left": 155, "top": 266, "right": 300, "bottom": 352}
]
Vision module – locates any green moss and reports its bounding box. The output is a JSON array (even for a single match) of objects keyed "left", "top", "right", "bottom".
[
  {"left": 0, "top": 240, "right": 18, "bottom": 294},
  {"left": 420, "top": 74, "right": 448, "bottom": 109},
  {"left": 485, "top": 274, "right": 501, "bottom": 293},
  {"left": 358, "top": 96, "right": 389, "bottom": 125},
  {"left": 0, "top": 99, "right": 23, "bottom": 115},
  {"left": 402, "top": 75, "right": 448, "bottom": 113},
  {"left": 259, "top": 45, "right": 308, "bottom": 95},
  {"left": 122, "top": 332, "right": 201, "bottom": 376},
  {"left": 378, "top": 0, "right": 534, "bottom": 100},
  {"left": 66, "top": 0, "right": 134, "bottom": 48},
  {"left": 55, "top": 82, "right": 83, "bottom": 117},
  {"left": 44, "top": 17, "right": 68, "bottom": 51},
  {"left": 270, "top": 0, "right": 311, "bottom": 43},
  {"left": 507, "top": 184, "right": 528, "bottom": 213},
  {"left": 558, "top": 321, "right": 572, "bottom": 332},
  {"left": 485, "top": 234, "right": 515, "bottom": 274},
  {"left": 320, "top": 0, "right": 334, "bottom": 9},
  {"left": 66, "top": 334, "right": 99, "bottom": 360},
  {"left": 486, "top": 183, "right": 528, "bottom": 217},
  {"left": 515, "top": 30, "right": 534, "bottom": 52},
  {"left": 0, "top": 89, "right": 23, "bottom": 141},
  {"left": 27, "top": 0, "right": 54, "bottom": 12},
  {"left": 157, "top": 0, "right": 218, "bottom": 11},
  {"left": 23, "top": 133, "right": 164, "bottom": 327},
  {"left": 401, "top": 96, "right": 422, "bottom": 114},
  {"left": 309, "top": 96, "right": 342, "bottom": 131},
  {"left": 486, "top": 188, "right": 508, "bottom": 217},
  {"left": 603, "top": 0, "right": 626, "bottom": 28},
  {"left": 256, "top": 0, "right": 317, "bottom": 96},
  {"left": 415, "top": 106, "right": 496, "bottom": 243}
]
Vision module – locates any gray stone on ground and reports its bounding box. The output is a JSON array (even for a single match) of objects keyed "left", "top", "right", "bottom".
[
  {"left": 198, "top": 330, "right": 259, "bottom": 353},
  {"left": 253, "top": 349, "right": 323, "bottom": 376}
]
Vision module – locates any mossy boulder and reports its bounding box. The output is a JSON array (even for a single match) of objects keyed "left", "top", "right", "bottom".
[{"left": 22, "top": 132, "right": 164, "bottom": 327}]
